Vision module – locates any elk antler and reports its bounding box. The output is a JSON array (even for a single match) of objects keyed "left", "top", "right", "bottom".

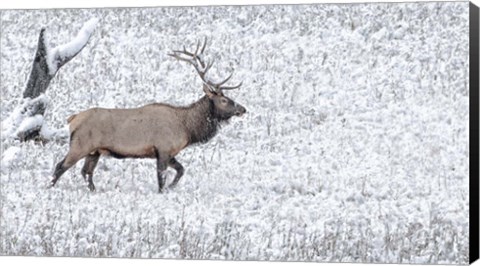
[{"left": 168, "top": 38, "right": 242, "bottom": 93}]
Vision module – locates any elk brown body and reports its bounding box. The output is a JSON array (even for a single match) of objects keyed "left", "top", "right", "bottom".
[{"left": 50, "top": 39, "right": 246, "bottom": 192}]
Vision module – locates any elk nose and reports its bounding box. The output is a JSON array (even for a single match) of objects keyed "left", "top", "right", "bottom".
[{"left": 235, "top": 106, "right": 247, "bottom": 116}]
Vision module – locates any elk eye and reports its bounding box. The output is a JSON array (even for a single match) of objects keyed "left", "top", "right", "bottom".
[{"left": 221, "top": 98, "right": 228, "bottom": 104}]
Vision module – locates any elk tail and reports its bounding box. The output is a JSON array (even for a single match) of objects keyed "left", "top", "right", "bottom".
[{"left": 67, "top": 114, "right": 77, "bottom": 124}]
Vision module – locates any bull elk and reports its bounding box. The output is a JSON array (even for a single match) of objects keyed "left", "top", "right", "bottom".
[{"left": 50, "top": 39, "right": 246, "bottom": 192}]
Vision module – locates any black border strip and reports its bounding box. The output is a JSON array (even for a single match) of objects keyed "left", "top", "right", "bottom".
[{"left": 470, "top": 1, "right": 479, "bottom": 264}]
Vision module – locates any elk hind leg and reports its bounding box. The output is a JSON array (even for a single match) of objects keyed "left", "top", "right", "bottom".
[
  {"left": 81, "top": 152, "right": 100, "bottom": 192},
  {"left": 168, "top": 157, "right": 184, "bottom": 188},
  {"left": 51, "top": 158, "right": 67, "bottom": 187},
  {"left": 51, "top": 148, "right": 89, "bottom": 187}
]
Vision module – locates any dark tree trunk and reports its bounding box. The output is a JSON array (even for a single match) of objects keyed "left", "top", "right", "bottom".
[
  {"left": 23, "top": 29, "right": 53, "bottom": 100},
  {"left": 17, "top": 29, "right": 50, "bottom": 142}
]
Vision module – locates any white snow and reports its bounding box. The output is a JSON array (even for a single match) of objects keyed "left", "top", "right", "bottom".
[
  {"left": 15, "top": 114, "right": 44, "bottom": 135},
  {"left": 1, "top": 147, "right": 22, "bottom": 170},
  {"left": 39, "top": 123, "right": 69, "bottom": 140},
  {"left": 0, "top": 2, "right": 471, "bottom": 264}
]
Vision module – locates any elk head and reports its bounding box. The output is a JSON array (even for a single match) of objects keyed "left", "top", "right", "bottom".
[{"left": 169, "top": 38, "right": 247, "bottom": 121}]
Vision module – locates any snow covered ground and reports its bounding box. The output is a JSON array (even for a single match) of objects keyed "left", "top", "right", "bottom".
[{"left": 0, "top": 2, "right": 470, "bottom": 264}]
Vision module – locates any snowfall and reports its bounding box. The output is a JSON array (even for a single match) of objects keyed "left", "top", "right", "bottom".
[{"left": 0, "top": 2, "right": 471, "bottom": 264}]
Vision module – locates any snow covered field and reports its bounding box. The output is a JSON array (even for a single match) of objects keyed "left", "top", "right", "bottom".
[{"left": 0, "top": 2, "right": 470, "bottom": 264}]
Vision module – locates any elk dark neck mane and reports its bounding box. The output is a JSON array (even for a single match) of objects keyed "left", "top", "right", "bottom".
[{"left": 181, "top": 96, "right": 222, "bottom": 145}]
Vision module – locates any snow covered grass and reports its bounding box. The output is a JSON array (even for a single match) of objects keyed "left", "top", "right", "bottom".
[{"left": 0, "top": 2, "right": 470, "bottom": 264}]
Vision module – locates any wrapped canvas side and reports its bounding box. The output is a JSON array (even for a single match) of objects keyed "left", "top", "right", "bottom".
[{"left": 471, "top": 1, "right": 480, "bottom": 264}]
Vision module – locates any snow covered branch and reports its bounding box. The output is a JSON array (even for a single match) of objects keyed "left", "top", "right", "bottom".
[{"left": 47, "top": 18, "right": 98, "bottom": 76}]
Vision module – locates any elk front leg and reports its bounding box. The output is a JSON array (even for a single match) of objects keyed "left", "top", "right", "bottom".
[
  {"left": 156, "top": 151, "right": 168, "bottom": 193},
  {"left": 168, "top": 157, "right": 184, "bottom": 188}
]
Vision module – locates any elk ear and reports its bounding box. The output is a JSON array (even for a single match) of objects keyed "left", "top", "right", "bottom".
[{"left": 203, "top": 85, "right": 216, "bottom": 98}]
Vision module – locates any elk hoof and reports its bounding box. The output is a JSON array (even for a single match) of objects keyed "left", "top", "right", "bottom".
[
  {"left": 49, "top": 179, "right": 56, "bottom": 188},
  {"left": 88, "top": 183, "right": 96, "bottom": 192}
]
